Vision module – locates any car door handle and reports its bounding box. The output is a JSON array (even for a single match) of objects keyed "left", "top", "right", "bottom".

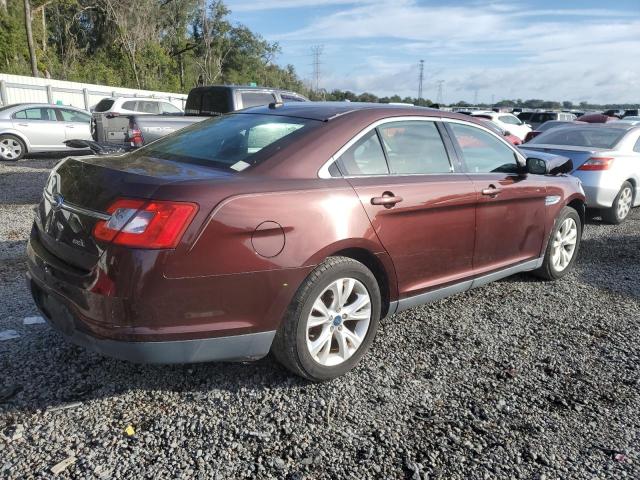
[
  {"left": 17, "top": 123, "right": 28, "bottom": 127},
  {"left": 65, "top": 125, "right": 75, "bottom": 129},
  {"left": 481, "top": 185, "right": 502, "bottom": 196},
  {"left": 371, "top": 193, "right": 403, "bottom": 208}
]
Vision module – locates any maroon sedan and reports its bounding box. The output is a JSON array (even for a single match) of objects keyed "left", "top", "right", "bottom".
[{"left": 27, "top": 103, "right": 585, "bottom": 381}]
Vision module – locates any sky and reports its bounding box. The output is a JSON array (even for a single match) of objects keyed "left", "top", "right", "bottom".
[{"left": 224, "top": 0, "right": 640, "bottom": 104}]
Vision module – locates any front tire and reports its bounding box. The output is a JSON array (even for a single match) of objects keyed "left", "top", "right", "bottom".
[
  {"left": 0, "top": 134, "right": 26, "bottom": 161},
  {"left": 272, "top": 256, "right": 381, "bottom": 381},
  {"left": 602, "top": 182, "right": 633, "bottom": 224},
  {"left": 534, "top": 206, "right": 581, "bottom": 280}
]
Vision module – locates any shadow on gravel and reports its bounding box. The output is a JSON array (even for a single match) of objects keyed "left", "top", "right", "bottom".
[{"left": 0, "top": 326, "right": 302, "bottom": 414}]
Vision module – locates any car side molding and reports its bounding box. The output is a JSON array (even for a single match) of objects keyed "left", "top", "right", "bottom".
[{"left": 389, "top": 256, "right": 544, "bottom": 315}]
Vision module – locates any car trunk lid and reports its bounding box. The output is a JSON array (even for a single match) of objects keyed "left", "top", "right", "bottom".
[
  {"left": 519, "top": 145, "right": 610, "bottom": 171},
  {"left": 35, "top": 154, "right": 234, "bottom": 271}
]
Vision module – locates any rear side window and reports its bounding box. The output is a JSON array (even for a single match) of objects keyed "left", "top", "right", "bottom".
[
  {"left": 122, "top": 101, "right": 138, "bottom": 111},
  {"left": 241, "top": 91, "right": 276, "bottom": 108},
  {"left": 378, "top": 121, "right": 452, "bottom": 174},
  {"left": 58, "top": 109, "right": 91, "bottom": 123},
  {"left": 518, "top": 112, "right": 533, "bottom": 122},
  {"left": 94, "top": 99, "right": 115, "bottom": 112},
  {"left": 450, "top": 123, "right": 519, "bottom": 174},
  {"left": 138, "top": 101, "right": 159, "bottom": 114},
  {"left": 13, "top": 108, "right": 56, "bottom": 121},
  {"left": 337, "top": 130, "right": 389, "bottom": 176},
  {"left": 137, "top": 114, "right": 314, "bottom": 171},
  {"left": 186, "top": 89, "right": 231, "bottom": 115}
]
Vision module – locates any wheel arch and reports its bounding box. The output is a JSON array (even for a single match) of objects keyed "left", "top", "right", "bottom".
[
  {"left": 566, "top": 197, "right": 586, "bottom": 228},
  {"left": 325, "top": 246, "right": 396, "bottom": 319},
  {"left": 0, "top": 129, "right": 31, "bottom": 152}
]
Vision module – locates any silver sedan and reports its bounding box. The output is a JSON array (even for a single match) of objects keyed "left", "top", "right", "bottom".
[
  {"left": 521, "top": 123, "right": 640, "bottom": 224},
  {"left": 0, "top": 103, "right": 93, "bottom": 161}
]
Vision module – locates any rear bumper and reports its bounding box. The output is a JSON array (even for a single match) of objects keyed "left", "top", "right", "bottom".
[
  {"left": 572, "top": 171, "right": 618, "bottom": 209},
  {"left": 28, "top": 272, "right": 276, "bottom": 363}
]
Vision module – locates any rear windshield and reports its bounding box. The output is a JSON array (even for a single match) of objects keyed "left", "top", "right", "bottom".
[
  {"left": 517, "top": 112, "right": 534, "bottom": 121},
  {"left": 538, "top": 121, "right": 569, "bottom": 132},
  {"left": 135, "top": 113, "right": 316, "bottom": 171},
  {"left": 94, "top": 99, "right": 115, "bottom": 112},
  {"left": 530, "top": 113, "right": 555, "bottom": 123},
  {"left": 529, "top": 127, "right": 626, "bottom": 149},
  {"left": 185, "top": 89, "right": 230, "bottom": 116}
]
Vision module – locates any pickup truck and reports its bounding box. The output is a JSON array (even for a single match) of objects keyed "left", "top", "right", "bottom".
[{"left": 94, "top": 85, "right": 308, "bottom": 147}]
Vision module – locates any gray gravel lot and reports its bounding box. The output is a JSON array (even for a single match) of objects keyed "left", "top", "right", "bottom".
[{"left": 1, "top": 156, "right": 639, "bottom": 479}]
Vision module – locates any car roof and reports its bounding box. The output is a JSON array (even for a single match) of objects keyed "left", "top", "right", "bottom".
[
  {"left": 238, "top": 101, "right": 458, "bottom": 122},
  {"left": 0, "top": 103, "right": 86, "bottom": 110}
]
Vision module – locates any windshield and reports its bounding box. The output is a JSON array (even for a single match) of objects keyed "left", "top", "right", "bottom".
[
  {"left": 134, "top": 113, "right": 316, "bottom": 171},
  {"left": 529, "top": 127, "right": 626, "bottom": 149}
]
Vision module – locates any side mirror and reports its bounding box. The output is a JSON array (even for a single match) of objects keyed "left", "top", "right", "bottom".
[
  {"left": 503, "top": 130, "right": 512, "bottom": 136},
  {"left": 526, "top": 156, "right": 573, "bottom": 175}
]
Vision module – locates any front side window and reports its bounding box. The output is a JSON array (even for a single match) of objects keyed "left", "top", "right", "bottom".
[
  {"left": 13, "top": 108, "right": 56, "bottom": 121},
  {"left": 337, "top": 130, "right": 388, "bottom": 176},
  {"left": 241, "top": 91, "right": 276, "bottom": 108},
  {"left": 136, "top": 113, "right": 315, "bottom": 171},
  {"left": 449, "top": 123, "right": 519, "bottom": 174},
  {"left": 378, "top": 121, "right": 452, "bottom": 174},
  {"left": 58, "top": 109, "right": 91, "bottom": 123},
  {"left": 161, "top": 102, "right": 182, "bottom": 114}
]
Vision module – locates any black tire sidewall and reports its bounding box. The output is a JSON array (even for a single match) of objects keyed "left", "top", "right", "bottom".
[
  {"left": 545, "top": 206, "right": 582, "bottom": 279},
  {"left": 294, "top": 261, "right": 381, "bottom": 381},
  {"left": 0, "top": 134, "right": 26, "bottom": 161}
]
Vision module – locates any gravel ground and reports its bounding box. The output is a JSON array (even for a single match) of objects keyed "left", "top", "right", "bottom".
[{"left": 1, "top": 156, "right": 639, "bottom": 479}]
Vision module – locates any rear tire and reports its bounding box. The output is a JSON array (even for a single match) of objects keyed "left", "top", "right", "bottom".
[
  {"left": 602, "top": 182, "right": 633, "bottom": 224},
  {"left": 0, "top": 134, "right": 26, "bottom": 161},
  {"left": 534, "top": 206, "right": 581, "bottom": 280},
  {"left": 272, "top": 256, "right": 381, "bottom": 381}
]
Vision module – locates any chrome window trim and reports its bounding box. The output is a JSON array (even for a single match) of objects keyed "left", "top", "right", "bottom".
[
  {"left": 43, "top": 190, "right": 111, "bottom": 221},
  {"left": 318, "top": 116, "right": 526, "bottom": 179}
]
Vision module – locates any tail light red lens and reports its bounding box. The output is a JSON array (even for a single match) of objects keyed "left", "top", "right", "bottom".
[
  {"left": 127, "top": 120, "right": 144, "bottom": 147},
  {"left": 93, "top": 198, "right": 198, "bottom": 249},
  {"left": 578, "top": 157, "right": 614, "bottom": 171}
]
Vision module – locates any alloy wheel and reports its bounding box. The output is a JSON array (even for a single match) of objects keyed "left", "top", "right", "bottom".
[
  {"left": 0, "top": 137, "right": 22, "bottom": 160},
  {"left": 551, "top": 217, "right": 578, "bottom": 272},
  {"left": 306, "top": 278, "right": 371, "bottom": 367},
  {"left": 617, "top": 186, "right": 633, "bottom": 220}
]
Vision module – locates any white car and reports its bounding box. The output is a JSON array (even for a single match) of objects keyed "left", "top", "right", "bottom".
[
  {"left": 92, "top": 97, "right": 183, "bottom": 142},
  {"left": 0, "top": 103, "right": 93, "bottom": 161},
  {"left": 471, "top": 111, "right": 532, "bottom": 141}
]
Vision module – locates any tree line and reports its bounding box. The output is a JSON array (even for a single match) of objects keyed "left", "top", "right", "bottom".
[{"left": 0, "top": 0, "right": 636, "bottom": 110}]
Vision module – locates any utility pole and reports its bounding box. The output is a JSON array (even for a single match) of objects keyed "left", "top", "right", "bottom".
[
  {"left": 311, "top": 45, "right": 324, "bottom": 93},
  {"left": 23, "top": 0, "right": 39, "bottom": 77},
  {"left": 491, "top": 94, "right": 495, "bottom": 106},
  {"left": 417, "top": 60, "right": 424, "bottom": 101},
  {"left": 436, "top": 80, "right": 444, "bottom": 105},
  {"left": 473, "top": 88, "right": 478, "bottom": 106}
]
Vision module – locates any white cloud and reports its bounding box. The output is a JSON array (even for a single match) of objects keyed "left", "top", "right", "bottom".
[
  {"left": 226, "top": 0, "right": 376, "bottom": 12},
  {"left": 277, "top": 1, "right": 640, "bottom": 103}
]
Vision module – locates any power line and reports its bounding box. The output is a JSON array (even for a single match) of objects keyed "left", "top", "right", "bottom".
[
  {"left": 418, "top": 60, "right": 424, "bottom": 100},
  {"left": 311, "top": 45, "right": 324, "bottom": 93}
]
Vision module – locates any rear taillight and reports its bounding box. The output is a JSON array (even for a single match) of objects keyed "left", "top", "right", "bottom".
[
  {"left": 93, "top": 198, "right": 198, "bottom": 249},
  {"left": 578, "top": 157, "right": 614, "bottom": 171},
  {"left": 127, "top": 120, "right": 144, "bottom": 147}
]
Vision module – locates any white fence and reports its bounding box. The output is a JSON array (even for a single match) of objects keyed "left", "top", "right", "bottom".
[{"left": 0, "top": 73, "right": 187, "bottom": 111}]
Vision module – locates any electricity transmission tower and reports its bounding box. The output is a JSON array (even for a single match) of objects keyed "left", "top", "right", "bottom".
[
  {"left": 418, "top": 60, "right": 425, "bottom": 100},
  {"left": 436, "top": 80, "right": 444, "bottom": 105},
  {"left": 311, "top": 45, "right": 324, "bottom": 93}
]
